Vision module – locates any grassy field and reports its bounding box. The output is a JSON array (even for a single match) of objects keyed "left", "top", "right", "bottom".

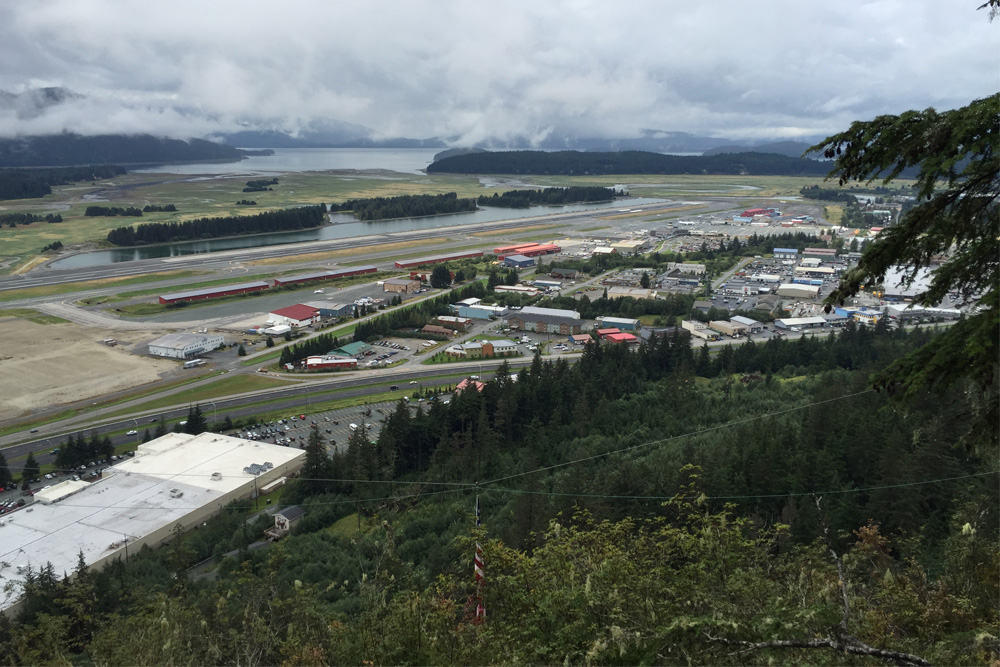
[
  {"left": 0, "top": 308, "right": 68, "bottom": 324},
  {"left": 469, "top": 223, "right": 561, "bottom": 237},
  {"left": 104, "top": 373, "right": 288, "bottom": 416},
  {"left": 247, "top": 236, "right": 451, "bottom": 266}
]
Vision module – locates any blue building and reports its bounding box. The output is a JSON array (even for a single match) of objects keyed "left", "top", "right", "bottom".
[
  {"left": 504, "top": 254, "right": 535, "bottom": 268},
  {"left": 773, "top": 248, "right": 799, "bottom": 259}
]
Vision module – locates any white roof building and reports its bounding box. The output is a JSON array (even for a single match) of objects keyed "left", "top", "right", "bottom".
[
  {"left": 520, "top": 305, "right": 581, "bottom": 320},
  {"left": 148, "top": 333, "right": 225, "bottom": 359},
  {"left": 0, "top": 433, "right": 304, "bottom": 614}
]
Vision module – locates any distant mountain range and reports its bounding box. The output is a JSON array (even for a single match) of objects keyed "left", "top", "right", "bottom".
[{"left": 0, "top": 86, "right": 828, "bottom": 166}]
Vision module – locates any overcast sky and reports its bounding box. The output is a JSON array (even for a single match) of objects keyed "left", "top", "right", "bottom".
[{"left": 0, "top": 0, "right": 996, "bottom": 145}]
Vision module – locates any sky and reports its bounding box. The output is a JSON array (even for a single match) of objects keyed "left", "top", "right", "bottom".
[{"left": 0, "top": 0, "right": 996, "bottom": 145}]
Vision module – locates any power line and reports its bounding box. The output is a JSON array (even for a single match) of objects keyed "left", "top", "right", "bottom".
[
  {"left": 480, "top": 387, "right": 878, "bottom": 487},
  {"left": 486, "top": 470, "right": 999, "bottom": 502}
]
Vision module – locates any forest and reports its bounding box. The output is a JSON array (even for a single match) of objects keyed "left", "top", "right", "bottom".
[
  {"left": 0, "top": 134, "right": 245, "bottom": 168},
  {"left": 84, "top": 206, "right": 143, "bottom": 217},
  {"left": 477, "top": 185, "right": 625, "bottom": 207},
  {"left": 329, "top": 192, "right": 478, "bottom": 220},
  {"left": 0, "top": 165, "right": 125, "bottom": 201},
  {"left": 0, "top": 212, "right": 62, "bottom": 227},
  {"left": 105, "top": 204, "right": 327, "bottom": 246},
  {"left": 1, "top": 322, "right": 994, "bottom": 665},
  {"left": 426, "top": 150, "right": 833, "bottom": 176}
]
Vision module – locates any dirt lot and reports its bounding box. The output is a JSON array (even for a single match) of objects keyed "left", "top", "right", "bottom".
[{"left": 0, "top": 317, "right": 176, "bottom": 421}]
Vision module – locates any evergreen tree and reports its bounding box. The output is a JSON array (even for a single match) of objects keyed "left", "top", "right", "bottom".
[
  {"left": 21, "top": 451, "right": 40, "bottom": 485},
  {"left": 154, "top": 417, "right": 168, "bottom": 438},
  {"left": 237, "top": 344, "right": 247, "bottom": 357},
  {"left": 184, "top": 405, "right": 207, "bottom": 434},
  {"left": 142, "top": 429, "right": 152, "bottom": 443},
  {"left": 299, "top": 426, "right": 332, "bottom": 497},
  {"left": 0, "top": 451, "right": 13, "bottom": 488},
  {"left": 265, "top": 337, "right": 274, "bottom": 348},
  {"left": 430, "top": 265, "right": 452, "bottom": 288}
]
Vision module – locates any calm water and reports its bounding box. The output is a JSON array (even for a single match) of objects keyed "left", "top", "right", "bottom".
[
  {"left": 133, "top": 147, "right": 442, "bottom": 176},
  {"left": 49, "top": 198, "right": 666, "bottom": 269}
]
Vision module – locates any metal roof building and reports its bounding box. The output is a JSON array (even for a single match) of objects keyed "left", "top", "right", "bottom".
[
  {"left": 159, "top": 281, "right": 270, "bottom": 304},
  {"left": 148, "top": 333, "right": 226, "bottom": 359},
  {"left": 0, "top": 433, "right": 304, "bottom": 614}
]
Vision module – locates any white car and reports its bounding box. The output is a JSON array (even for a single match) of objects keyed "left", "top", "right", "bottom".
[{"left": 126, "top": 430, "right": 137, "bottom": 436}]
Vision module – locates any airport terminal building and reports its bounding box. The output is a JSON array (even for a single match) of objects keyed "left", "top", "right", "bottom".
[{"left": 0, "top": 433, "right": 304, "bottom": 615}]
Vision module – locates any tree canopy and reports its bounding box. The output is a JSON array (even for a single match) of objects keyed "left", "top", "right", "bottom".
[{"left": 811, "top": 92, "right": 999, "bottom": 448}]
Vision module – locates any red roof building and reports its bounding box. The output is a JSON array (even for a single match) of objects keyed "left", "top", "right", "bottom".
[
  {"left": 595, "top": 328, "right": 621, "bottom": 339},
  {"left": 456, "top": 378, "right": 486, "bottom": 393},
  {"left": 606, "top": 332, "right": 639, "bottom": 344},
  {"left": 269, "top": 304, "right": 319, "bottom": 327}
]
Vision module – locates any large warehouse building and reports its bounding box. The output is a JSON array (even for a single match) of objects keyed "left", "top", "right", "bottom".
[
  {"left": 148, "top": 333, "right": 226, "bottom": 359},
  {"left": 272, "top": 266, "right": 377, "bottom": 287},
  {"left": 0, "top": 433, "right": 304, "bottom": 614}
]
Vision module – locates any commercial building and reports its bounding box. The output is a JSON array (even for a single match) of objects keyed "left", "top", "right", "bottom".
[
  {"left": 458, "top": 304, "right": 509, "bottom": 320},
  {"left": 492, "top": 285, "right": 539, "bottom": 297},
  {"left": 435, "top": 315, "right": 472, "bottom": 331},
  {"left": 599, "top": 316, "right": 641, "bottom": 331},
  {"left": 794, "top": 266, "right": 836, "bottom": 278},
  {"left": 776, "top": 283, "right": 821, "bottom": 299},
  {"left": 305, "top": 356, "right": 358, "bottom": 371},
  {"left": 268, "top": 305, "right": 320, "bottom": 327},
  {"left": 884, "top": 304, "right": 961, "bottom": 321},
  {"left": 159, "top": 281, "right": 269, "bottom": 305},
  {"left": 681, "top": 320, "right": 719, "bottom": 341},
  {"left": 0, "top": 433, "right": 304, "bottom": 614},
  {"left": 521, "top": 305, "right": 580, "bottom": 320},
  {"left": 610, "top": 239, "right": 649, "bottom": 255},
  {"left": 607, "top": 287, "right": 655, "bottom": 299},
  {"left": 271, "top": 266, "right": 377, "bottom": 287},
  {"left": 506, "top": 312, "right": 585, "bottom": 335},
  {"left": 595, "top": 328, "right": 621, "bottom": 339},
  {"left": 382, "top": 278, "right": 421, "bottom": 294},
  {"left": 422, "top": 324, "right": 455, "bottom": 337},
  {"left": 834, "top": 306, "right": 885, "bottom": 326},
  {"left": 504, "top": 254, "right": 536, "bottom": 268},
  {"left": 148, "top": 333, "right": 225, "bottom": 359},
  {"left": 518, "top": 243, "right": 561, "bottom": 257},
  {"left": 303, "top": 301, "right": 354, "bottom": 318},
  {"left": 708, "top": 320, "right": 749, "bottom": 337},
  {"left": 394, "top": 251, "right": 483, "bottom": 269},
  {"left": 549, "top": 268, "right": 579, "bottom": 279},
  {"left": 664, "top": 262, "right": 706, "bottom": 276},
  {"left": 731, "top": 315, "right": 764, "bottom": 333},
  {"left": 772, "top": 248, "right": 799, "bottom": 260},
  {"left": 569, "top": 334, "right": 593, "bottom": 345},
  {"left": 329, "top": 341, "right": 371, "bottom": 358},
  {"left": 803, "top": 248, "right": 838, "bottom": 261},
  {"left": 533, "top": 278, "right": 563, "bottom": 290},
  {"left": 774, "top": 316, "right": 827, "bottom": 330},
  {"left": 605, "top": 332, "right": 639, "bottom": 345}
]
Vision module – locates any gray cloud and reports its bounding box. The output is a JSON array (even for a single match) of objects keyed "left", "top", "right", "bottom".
[{"left": 0, "top": 0, "right": 995, "bottom": 144}]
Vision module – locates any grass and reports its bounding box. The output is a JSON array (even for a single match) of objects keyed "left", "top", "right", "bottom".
[
  {"left": 0, "top": 308, "right": 69, "bottom": 324},
  {"left": 469, "top": 223, "right": 561, "bottom": 237},
  {"left": 104, "top": 374, "right": 287, "bottom": 416},
  {"left": 578, "top": 226, "right": 611, "bottom": 232},
  {"left": 422, "top": 351, "right": 522, "bottom": 366},
  {"left": 0, "top": 270, "right": 211, "bottom": 303},
  {"left": 247, "top": 237, "right": 451, "bottom": 266}
]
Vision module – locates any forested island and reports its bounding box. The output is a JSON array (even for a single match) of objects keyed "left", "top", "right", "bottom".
[
  {"left": 105, "top": 204, "right": 326, "bottom": 246},
  {"left": 0, "top": 165, "right": 125, "bottom": 200},
  {"left": 328, "top": 192, "right": 477, "bottom": 220},
  {"left": 478, "top": 185, "right": 625, "bottom": 207},
  {"left": 427, "top": 149, "right": 833, "bottom": 176}
]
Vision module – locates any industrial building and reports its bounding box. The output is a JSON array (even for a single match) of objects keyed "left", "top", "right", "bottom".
[
  {"left": 268, "top": 305, "right": 320, "bottom": 327},
  {"left": 494, "top": 242, "right": 540, "bottom": 256},
  {"left": 610, "top": 239, "right": 649, "bottom": 255},
  {"left": 329, "top": 341, "right": 371, "bottom": 358},
  {"left": 393, "top": 251, "right": 483, "bottom": 269},
  {"left": 607, "top": 287, "right": 655, "bottom": 299},
  {"left": 303, "top": 301, "right": 354, "bottom": 318},
  {"left": 0, "top": 433, "right": 304, "bottom": 614},
  {"left": 776, "top": 283, "right": 821, "bottom": 299},
  {"left": 159, "top": 281, "right": 270, "bottom": 304},
  {"left": 731, "top": 315, "right": 764, "bottom": 333},
  {"left": 533, "top": 278, "right": 563, "bottom": 290},
  {"left": 772, "top": 248, "right": 799, "bottom": 260},
  {"left": 493, "top": 285, "right": 539, "bottom": 297},
  {"left": 599, "top": 316, "right": 641, "bottom": 331},
  {"left": 803, "top": 248, "right": 838, "bottom": 261},
  {"left": 605, "top": 332, "right": 639, "bottom": 344},
  {"left": 708, "top": 320, "right": 749, "bottom": 337},
  {"left": 382, "top": 278, "right": 421, "bottom": 294},
  {"left": 506, "top": 308, "right": 585, "bottom": 335},
  {"left": 517, "top": 243, "right": 561, "bottom": 258},
  {"left": 148, "top": 333, "right": 225, "bottom": 359},
  {"left": 681, "top": 320, "right": 719, "bottom": 341},
  {"left": 271, "top": 266, "right": 377, "bottom": 287},
  {"left": 504, "top": 254, "right": 536, "bottom": 268},
  {"left": 435, "top": 315, "right": 472, "bottom": 331},
  {"left": 549, "top": 268, "right": 579, "bottom": 280}
]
